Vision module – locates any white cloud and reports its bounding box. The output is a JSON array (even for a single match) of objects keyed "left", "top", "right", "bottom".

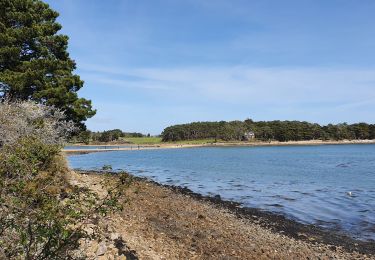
[
  {"left": 80, "top": 63, "right": 375, "bottom": 106},
  {"left": 81, "top": 64, "right": 375, "bottom": 133},
  {"left": 81, "top": 74, "right": 173, "bottom": 90}
]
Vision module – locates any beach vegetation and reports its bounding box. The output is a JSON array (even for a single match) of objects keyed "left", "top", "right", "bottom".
[{"left": 0, "top": 100, "right": 128, "bottom": 259}]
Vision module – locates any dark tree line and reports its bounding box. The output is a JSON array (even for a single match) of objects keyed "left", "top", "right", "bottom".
[
  {"left": 73, "top": 129, "right": 146, "bottom": 144},
  {"left": 161, "top": 119, "right": 375, "bottom": 142}
]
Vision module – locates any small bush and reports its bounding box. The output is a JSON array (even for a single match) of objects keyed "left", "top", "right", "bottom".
[
  {"left": 0, "top": 100, "right": 76, "bottom": 147},
  {"left": 0, "top": 101, "right": 127, "bottom": 259},
  {"left": 0, "top": 138, "right": 79, "bottom": 259}
]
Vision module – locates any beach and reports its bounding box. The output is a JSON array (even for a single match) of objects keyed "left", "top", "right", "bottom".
[
  {"left": 63, "top": 139, "right": 375, "bottom": 154},
  {"left": 71, "top": 170, "right": 375, "bottom": 259}
]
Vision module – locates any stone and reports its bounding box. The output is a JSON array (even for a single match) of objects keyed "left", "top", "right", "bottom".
[
  {"left": 110, "top": 232, "right": 120, "bottom": 240},
  {"left": 84, "top": 226, "right": 94, "bottom": 236},
  {"left": 97, "top": 241, "right": 107, "bottom": 256},
  {"left": 106, "top": 254, "right": 115, "bottom": 260}
]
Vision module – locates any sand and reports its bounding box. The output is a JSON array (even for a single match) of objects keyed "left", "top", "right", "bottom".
[{"left": 64, "top": 139, "right": 375, "bottom": 154}]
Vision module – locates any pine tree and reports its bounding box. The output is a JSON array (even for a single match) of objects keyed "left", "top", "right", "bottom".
[{"left": 0, "top": 0, "right": 96, "bottom": 127}]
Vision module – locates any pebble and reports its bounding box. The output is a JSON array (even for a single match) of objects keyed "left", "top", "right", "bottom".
[
  {"left": 110, "top": 232, "right": 120, "bottom": 240},
  {"left": 97, "top": 241, "right": 107, "bottom": 256},
  {"left": 84, "top": 226, "right": 94, "bottom": 236}
]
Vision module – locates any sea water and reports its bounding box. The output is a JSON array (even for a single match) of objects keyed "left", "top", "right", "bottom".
[{"left": 67, "top": 144, "right": 375, "bottom": 241}]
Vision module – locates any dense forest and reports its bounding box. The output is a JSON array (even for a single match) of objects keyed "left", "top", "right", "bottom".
[
  {"left": 73, "top": 129, "right": 147, "bottom": 143},
  {"left": 161, "top": 119, "right": 375, "bottom": 142}
]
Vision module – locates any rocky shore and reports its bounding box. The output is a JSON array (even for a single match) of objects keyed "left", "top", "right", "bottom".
[{"left": 71, "top": 170, "right": 375, "bottom": 259}]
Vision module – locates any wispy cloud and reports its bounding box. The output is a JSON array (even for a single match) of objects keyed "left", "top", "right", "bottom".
[
  {"left": 81, "top": 74, "right": 173, "bottom": 91},
  {"left": 80, "top": 63, "right": 375, "bottom": 106}
]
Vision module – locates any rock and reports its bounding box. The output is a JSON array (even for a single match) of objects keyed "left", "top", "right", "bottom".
[
  {"left": 106, "top": 254, "right": 115, "bottom": 260},
  {"left": 97, "top": 241, "right": 107, "bottom": 256},
  {"left": 83, "top": 226, "right": 94, "bottom": 236},
  {"left": 107, "top": 225, "right": 115, "bottom": 233},
  {"left": 197, "top": 214, "right": 205, "bottom": 219},
  {"left": 110, "top": 232, "right": 120, "bottom": 240},
  {"left": 99, "top": 221, "right": 109, "bottom": 231},
  {"left": 214, "top": 194, "right": 221, "bottom": 200},
  {"left": 70, "top": 180, "right": 79, "bottom": 186}
]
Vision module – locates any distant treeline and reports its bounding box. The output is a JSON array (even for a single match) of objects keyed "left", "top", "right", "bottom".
[
  {"left": 161, "top": 119, "right": 375, "bottom": 142},
  {"left": 73, "top": 129, "right": 148, "bottom": 143}
]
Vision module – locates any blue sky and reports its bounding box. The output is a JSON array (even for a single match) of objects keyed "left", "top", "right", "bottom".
[{"left": 45, "top": 0, "right": 375, "bottom": 134}]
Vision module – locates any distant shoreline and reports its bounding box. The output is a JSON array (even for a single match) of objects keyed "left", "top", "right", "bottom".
[{"left": 63, "top": 139, "right": 375, "bottom": 154}]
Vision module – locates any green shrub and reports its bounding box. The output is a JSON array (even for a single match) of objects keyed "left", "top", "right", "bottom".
[
  {"left": 0, "top": 138, "right": 76, "bottom": 258},
  {"left": 0, "top": 101, "right": 128, "bottom": 259},
  {"left": 0, "top": 137, "right": 129, "bottom": 259}
]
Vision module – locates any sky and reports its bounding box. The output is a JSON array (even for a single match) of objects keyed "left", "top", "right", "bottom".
[{"left": 45, "top": 0, "right": 375, "bottom": 134}]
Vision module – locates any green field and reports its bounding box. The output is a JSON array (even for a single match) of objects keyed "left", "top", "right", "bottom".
[
  {"left": 122, "top": 137, "right": 162, "bottom": 144},
  {"left": 171, "top": 138, "right": 217, "bottom": 145}
]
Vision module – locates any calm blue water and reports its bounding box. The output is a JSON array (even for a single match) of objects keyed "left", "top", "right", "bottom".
[{"left": 67, "top": 144, "right": 375, "bottom": 241}]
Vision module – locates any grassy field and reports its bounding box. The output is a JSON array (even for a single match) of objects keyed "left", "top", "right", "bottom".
[
  {"left": 171, "top": 138, "right": 217, "bottom": 145},
  {"left": 122, "top": 137, "right": 162, "bottom": 145}
]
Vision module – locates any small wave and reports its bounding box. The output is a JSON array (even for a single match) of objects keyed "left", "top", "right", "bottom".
[
  {"left": 314, "top": 219, "right": 341, "bottom": 229},
  {"left": 231, "top": 184, "right": 247, "bottom": 188},
  {"left": 266, "top": 203, "right": 284, "bottom": 208},
  {"left": 271, "top": 195, "right": 297, "bottom": 201},
  {"left": 315, "top": 188, "right": 329, "bottom": 192},
  {"left": 336, "top": 161, "right": 357, "bottom": 168},
  {"left": 363, "top": 224, "right": 375, "bottom": 233}
]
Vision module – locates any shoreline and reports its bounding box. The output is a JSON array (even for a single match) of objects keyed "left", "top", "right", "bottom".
[
  {"left": 78, "top": 170, "right": 375, "bottom": 257},
  {"left": 157, "top": 180, "right": 375, "bottom": 255},
  {"left": 64, "top": 139, "right": 375, "bottom": 154}
]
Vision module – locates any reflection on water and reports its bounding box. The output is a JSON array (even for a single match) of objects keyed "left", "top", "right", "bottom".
[{"left": 67, "top": 144, "right": 375, "bottom": 241}]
